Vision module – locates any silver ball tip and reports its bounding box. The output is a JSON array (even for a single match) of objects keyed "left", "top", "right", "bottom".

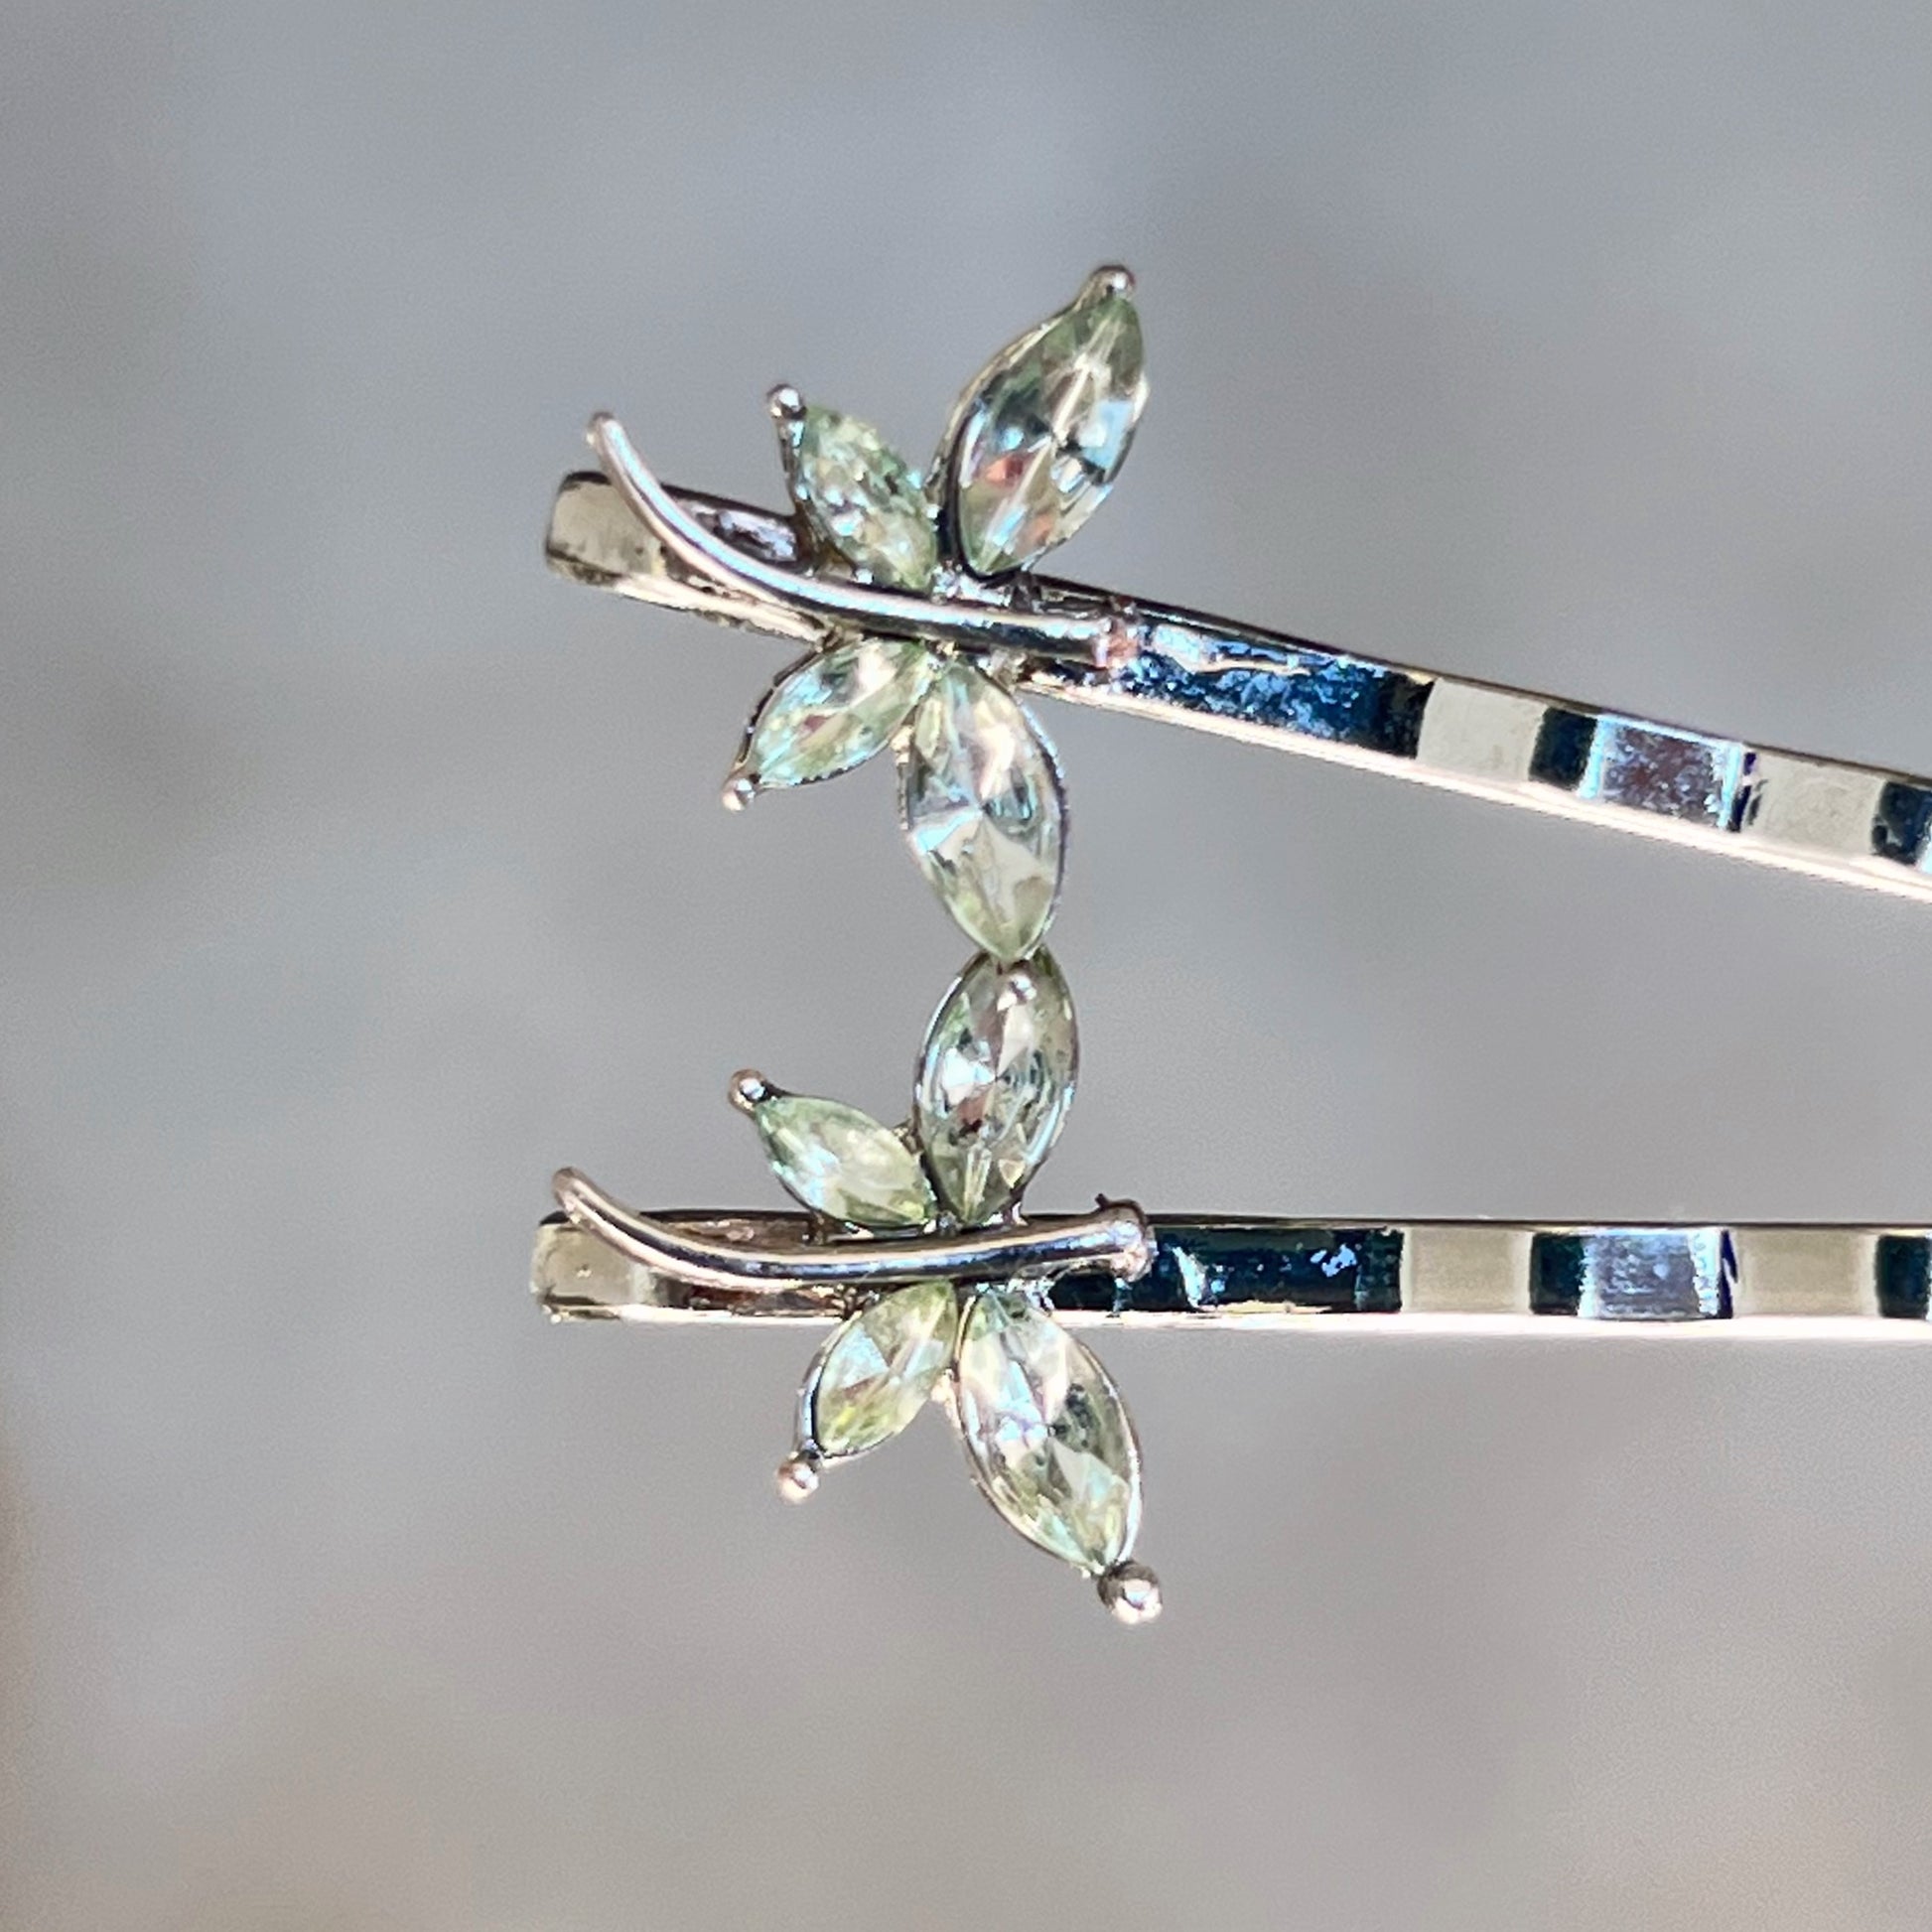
[
  {"left": 1098, "top": 1560, "right": 1162, "bottom": 1625},
  {"left": 775, "top": 1451, "right": 821, "bottom": 1503},
  {"left": 728, "top": 1069, "right": 773, "bottom": 1115}
]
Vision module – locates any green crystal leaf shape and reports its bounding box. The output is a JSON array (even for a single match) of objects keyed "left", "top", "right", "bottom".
[
  {"left": 807, "top": 1280, "right": 958, "bottom": 1459},
  {"left": 946, "top": 282, "right": 1148, "bottom": 578},
  {"left": 753, "top": 1092, "right": 938, "bottom": 1230},
  {"left": 736, "top": 638, "right": 936, "bottom": 794},
  {"left": 914, "top": 949, "right": 1076, "bottom": 1225},
  {"left": 897, "top": 662, "right": 1065, "bottom": 963},
  {"left": 952, "top": 1287, "right": 1141, "bottom": 1573},
  {"left": 787, "top": 405, "right": 938, "bottom": 590}
]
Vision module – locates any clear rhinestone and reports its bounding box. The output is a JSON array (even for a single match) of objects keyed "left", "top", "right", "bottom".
[
  {"left": 789, "top": 406, "right": 937, "bottom": 590},
  {"left": 952, "top": 1288, "right": 1140, "bottom": 1574},
  {"left": 735, "top": 638, "right": 935, "bottom": 795},
  {"left": 809, "top": 1280, "right": 958, "bottom": 1458},
  {"left": 948, "top": 285, "right": 1147, "bottom": 577},
  {"left": 898, "top": 663, "right": 1064, "bottom": 963},
  {"left": 753, "top": 1092, "right": 937, "bottom": 1230},
  {"left": 914, "top": 950, "right": 1075, "bottom": 1225}
]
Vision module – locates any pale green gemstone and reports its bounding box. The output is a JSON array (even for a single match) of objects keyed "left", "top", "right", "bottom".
[
  {"left": 754, "top": 1093, "right": 937, "bottom": 1230},
  {"left": 791, "top": 406, "right": 938, "bottom": 590},
  {"left": 898, "top": 663, "right": 1064, "bottom": 963},
  {"left": 810, "top": 1280, "right": 958, "bottom": 1458},
  {"left": 950, "top": 290, "right": 1147, "bottom": 578},
  {"left": 953, "top": 1289, "right": 1140, "bottom": 1573},
  {"left": 914, "top": 949, "right": 1076, "bottom": 1224},
  {"left": 739, "top": 639, "right": 935, "bottom": 792}
]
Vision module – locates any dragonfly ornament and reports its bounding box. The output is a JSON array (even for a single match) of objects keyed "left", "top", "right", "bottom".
[{"left": 551, "top": 270, "right": 1165, "bottom": 1619}]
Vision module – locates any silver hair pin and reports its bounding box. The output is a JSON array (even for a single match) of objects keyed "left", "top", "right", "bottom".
[{"left": 534, "top": 266, "right": 1932, "bottom": 1622}]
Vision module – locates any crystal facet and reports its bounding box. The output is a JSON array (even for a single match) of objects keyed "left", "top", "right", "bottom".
[
  {"left": 948, "top": 289, "right": 1147, "bottom": 578},
  {"left": 915, "top": 950, "right": 1076, "bottom": 1224},
  {"left": 809, "top": 1280, "right": 957, "bottom": 1458},
  {"left": 737, "top": 639, "right": 935, "bottom": 793},
  {"left": 898, "top": 664, "right": 1064, "bottom": 962},
  {"left": 753, "top": 1093, "right": 937, "bottom": 1230},
  {"left": 952, "top": 1288, "right": 1139, "bottom": 1573},
  {"left": 789, "top": 406, "right": 938, "bottom": 590}
]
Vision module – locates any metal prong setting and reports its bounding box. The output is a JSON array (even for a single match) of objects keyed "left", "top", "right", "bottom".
[{"left": 764, "top": 384, "right": 809, "bottom": 531}]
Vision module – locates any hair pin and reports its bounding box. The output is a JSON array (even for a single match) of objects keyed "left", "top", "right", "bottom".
[{"left": 533, "top": 267, "right": 1932, "bottom": 1621}]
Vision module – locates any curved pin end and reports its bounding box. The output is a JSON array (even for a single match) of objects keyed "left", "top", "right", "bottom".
[
  {"left": 586, "top": 412, "right": 641, "bottom": 500},
  {"left": 721, "top": 768, "right": 758, "bottom": 812},
  {"left": 766, "top": 383, "right": 806, "bottom": 426},
  {"left": 588, "top": 412, "right": 805, "bottom": 629},
  {"left": 1082, "top": 264, "right": 1135, "bottom": 302}
]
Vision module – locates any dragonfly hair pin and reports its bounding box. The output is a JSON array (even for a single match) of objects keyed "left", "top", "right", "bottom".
[{"left": 533, "top": 264, "right": 1932, "bottom": 1623}]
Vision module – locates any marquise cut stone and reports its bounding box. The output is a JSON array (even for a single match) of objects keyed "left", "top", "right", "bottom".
[
  {"left": 953, "top": 1288, "right": 1139, "bottom": 1573},
  {"left": 898, "top": 664, "right": 1064, "bottom": 963},
  {"left": 949, "top": 290, "right": 1147, "bottom": 578},
  {"left": 811, "top": 1280, "right": 957, "bottom": 1458},
  {"left": 791, "top": 406, "right": 937, "bottom": 590},
  {"left": 754, "top": 1093, "right": 937, "bottom": 1230},
  {"left": 739, "top": 638, "right": 934, "bottom": 793},
  {"left": 914, "top": 949, "right": 1076, "bottom": 1224}
]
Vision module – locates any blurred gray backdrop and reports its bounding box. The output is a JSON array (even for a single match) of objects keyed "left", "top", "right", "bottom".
[{"left": 9, "top": 3, "right": 1932, "bottom": 1928}]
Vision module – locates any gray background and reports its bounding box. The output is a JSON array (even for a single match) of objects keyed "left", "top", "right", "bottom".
[{"left": 8, "top": 3, "right": 1932, "bottom": 1927}]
